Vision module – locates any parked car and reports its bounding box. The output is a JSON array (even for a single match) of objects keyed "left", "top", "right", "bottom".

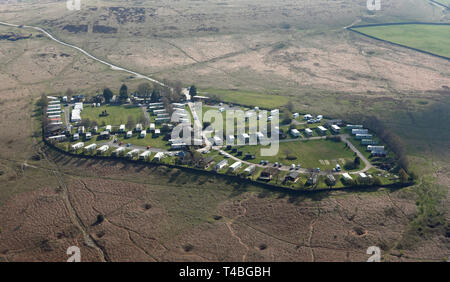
[{"left": 127, "top": 143, "right": 131, "bottom": 147}]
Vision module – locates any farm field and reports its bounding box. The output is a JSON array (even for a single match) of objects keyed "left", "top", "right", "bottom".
[
  {"left": 352, "top": 24, "right": 450, "bottom": 58},
  {"left": 201, "top": 89, "right": 290, "bottom": 109},
  {"left": 233, "top": 139, "right": 357, "bottom": 171},
  {"left": 81, "top": 105, "right": 145, "bottom": 127}
]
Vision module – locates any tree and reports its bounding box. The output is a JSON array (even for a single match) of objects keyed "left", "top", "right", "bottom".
[
  {"left": 37, "top": 93, "right": 48, "bottom": 108},
  {"left": 189, "top": 85, "right": 197, "bottom": 97},
  {"left": 65, "top": 88, "right": 74, "bottom": 99},
  {"left": 354, "top": 156, "right": 361, "bottom": 167},
  {"left": 119, "top": 84, "right": 128, "bottom": 102},
  {"left": 126, "top": 115, "right": 135, "bottom": 130},
  {"left": 285, "top": 101, "right": 294, "bottom": 113},
  {"left": 103, "top": 88, "right": 113, "bottom": 103},
  {"left": 399, "top": 168, "right": 409, "bottom": 184},
  {"left": 137, "top": 82, "right": 152, "bottom": 98}
]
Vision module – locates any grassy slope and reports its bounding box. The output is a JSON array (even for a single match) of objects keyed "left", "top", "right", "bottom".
[
  {"left": 81, "top": 105, "right": 145, "bottom": 127},
  {"left": 353, "top": 24, "right": 450, "bottom": 58}
]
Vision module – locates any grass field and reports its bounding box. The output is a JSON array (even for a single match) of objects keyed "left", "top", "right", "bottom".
[
  {"left": 353, "top": 24, "right": 450, "bottom": 58},
  {"left": 82, "top": 105, "right": 145, "bottom": 126},
  {"left": 116, "top": 133, "right": 170, "bottom": 149},
  {"left": 233, "top": 139, "right": 357, "bottom": 171}
]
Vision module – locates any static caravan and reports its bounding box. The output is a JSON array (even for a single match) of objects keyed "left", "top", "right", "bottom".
[
  {"left": 48, "top": 135, "right": 67, "bottom": 142},
  {"left": 290, "top": 129, "right": 300, "bottom": 137},
  {"left": 97, "top": 145, "right": 109, "bottom": 155},
  {"left": 149, "top": 123, "right": 155, "bottom": 132},
  {"left": 153, "top": 152, "right": 165, "bottom": 161},
  {"left": 84, "top": 143, "right": 97, "bottom": 152},
  {"left": 126, "top": 149, "right": 140, "bottom": 159},
  {"left": 331, "top": 125, "right": 341, "bottom": 134},
  {"left": 78, "top": 126, "right": 85, "bottom": 134},
  {"left": 352, "top": 129, "right": 368, "bottom": 135},
  {"left": 105, "top": 125, "right": 112, "bottom": 132},
  {"left": 92, "top": 126, "right": 98, "bottom": 133},
  {"left": 47, "top": 114, "right": 61, "bottom": 119},
  {"left": 237, "top": 133, "right": 250, "bottom": 145},
  {"left": 85, "top": 132, "right": 92, "bottom": 140},
  {"left": 112, "top": 147, "right": 125, "bottom": 156},
  {"left": 155, "top": 117, "right": 170, "bottom": 124},
  {"left": 342, "top": 173, "right": 353, "bottom": 181},
  {"left": 361, "top": 139, "right": 378, "bottom": 145},
  {"left": 126, "top": 131, "right": 133, "bottom": 138},
  {"left": 71, "top": 142, "right": 84, "bottom": 150},
  {"left": 154, "top": 129, "right": 161, "bottom": 136},
  {"left": 244, "top": 165, "right": 256, "bottom": 175},
  {"left": 140, "top": 130, "right": 147, "bottom": 138},
  {"left": 346, "top": 124, "right": 363, "bottom": 130},
  {"left": 293, "top": 113, "right": 299, "bottom": 119},
  {"left": 135, "top": 123, "right": 143, "bottom": 132},
  {"left": 73, "top": 133, "right": 80, "bottom": 141},
  {"left": 139, "top": 151, "right": 152, "bottom": 160},
  {"left": 304, "top": 128, "right": 313, "bottom": 137},
  {"left": 213, "top": 136, "right": 222, "bottom": 145},
  {"left": 119, "top": 124, "right": 125, "bottom": 132},
  {"left": 229, "top": 161, "right": 242, "bottom": 172},
  {"left": 316, "top": 126, "right": 327, "bottom": 135},
  {"left": 171, "top": 143, "right": 186, "bottom": 149},
  {"left": 355, "top": 134, "right": 372, "bottom": 140},
  {"left": 215, "top": 159, "right": 228, "bottom": 171},
  {"left": 367, "top": 145, "right": 384, "bottom": 152},
  {"left": 304, "top": 114, "right": 313, "bottom": 120}
]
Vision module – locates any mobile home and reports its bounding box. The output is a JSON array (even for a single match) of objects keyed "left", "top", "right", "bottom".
[
  {"left": 84, "top": 143, "right": 97, "bottom": 152},
  {"left": 126, "top": 149, "right": 140, "bottom": 159},
  {"left": 215, "top": 159, "right": 228, "bottom": 171},
  {"left": 229, "top": 161, "right": 242, "bottom": 172},
  {"left": 119, "top": 124, "right": 125, "bottom": 132},
  {"left": 153, "top": 152, "right": 165, "bottom": 161},
  {"left": 290, "top": 129, "right": 300, "bottom": 137},
  {"left": 331, "top": 125, "right": 341, "bottom": 134},
  {"left": 244, "top": 165, "right": 256, "bottom": 175},
  {"left": 112, "top": 147, "right": 125, "bottom": 156},
  {"left": 139, "top": 151, "right": 152, "bottom": 160},
  {"left": 316, "top": 126, "right": 327, "bottom": 135},
  {"left": 97, "top": 145, "right": 109, "bottom": 155},
  {"left": 140, "top": 130, "right": 147, "bottom": 138},
  {"left": 304, "top": 128, "right": 313, "bottom": 137},
  {"left": 126, "top": 131, "right": 133, "bottom": 138}
]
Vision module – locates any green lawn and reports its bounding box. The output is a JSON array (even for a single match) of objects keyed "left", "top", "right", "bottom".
[
  {"left": 116, "top": 132, "right": 170, "bottom": 149},
  {"left": 353, "top": 24, "right": 450, "bottom": 58},
  {"left": 201, "top": 88, "right": 290, "bottom": 109},
  {"left": 82, "top": 105, "right": 145, "bottom": 127},
  {"left": 232, "top": 139, "right": 357, "bottom": 170}
]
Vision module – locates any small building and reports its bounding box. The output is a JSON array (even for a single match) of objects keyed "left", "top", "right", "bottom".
[
  {"left": 85, "top": 132, "right": 92, "bottom": 140},
  {"left": 244, "top": 165, "right": 256, "bottom": 175},
  {"left": 229, "top": 161, "right": 242, "bottom": 172},
  {"left": 215, "top": 159, "right": 228, "bottom": 171},
  {"left": 97, "top": 145, "right": 109, "bottom": 155},
  {"left": 290, "top": 129, "right": 300, "bottom": 137},
  {"left": 105, "top": 125, "right": 112, "bottom": 132},
  {"left": 139, "top": 151, "right": 152, "bottom": 160},
  {"left": 83, "top": 143, "right": 97, "bottom": 152},
  {"left": 140, "top": 130, "right": 147, "bottom": 138},
  {"left": 331, "top": 125, "right": 341, "bottom": 134},
  {"left": 304, "top": 128, "right": 313, "bottom": 137},
  {"left": 125, "top": 131, "right": 132, "bottom": 138},
  {"left": 285, "top": 171, "right": 300, "bottom": 183},
  {"left": 154, "top": 128, "right": 161, "bottom": 136},
  {"left": 259, "top": 167, "right": 279, "bottom": 181},
  {"left": 92, "top": 126, "right": 98, "bottom": 133},
  {"left": 316, "top": 126, "right": 327, "bottom": 135},
  {"left": 293, "top": 113, "right": 299, "bottom": 119},
  {"left": 149, "top": 123, "right": 155, "bottom": 132},
  {"left": 119, "top": 124, "right": 126, "bottom": 132},
  {"left": 73, "top": 133, "right": 80, "bottom": 141}
]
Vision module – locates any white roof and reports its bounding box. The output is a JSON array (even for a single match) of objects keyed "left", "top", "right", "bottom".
[
  {"left": 230, "top": 161, "right": 242, "bottom": 169},
  {"left": 331, "top": 125, "right": 340, "bottom": 130},
  {"left": 98, "top": 145, "right": 109, "bottom": 151},
  {"left": 342, "top": 173, "right": 352, "bottom": 180},
  {"left": 317, "top": 126, "right": 327, "bottom": 131},
  {"left": 154, "top": 152, "right": 164, "bottom": 158},
  {"left": 291, "top": 129, "right": 300, "bottom": 134},
  {"left": 359, "top": 172, "right": 367, "bottom": 178},
  {"left": 139, "top": 151, "right": 151, "bottom": 157}
]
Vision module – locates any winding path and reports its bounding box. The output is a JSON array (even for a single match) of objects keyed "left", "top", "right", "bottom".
[{"left": 0, "top": 21, "right": 165, "bottom": 86}]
